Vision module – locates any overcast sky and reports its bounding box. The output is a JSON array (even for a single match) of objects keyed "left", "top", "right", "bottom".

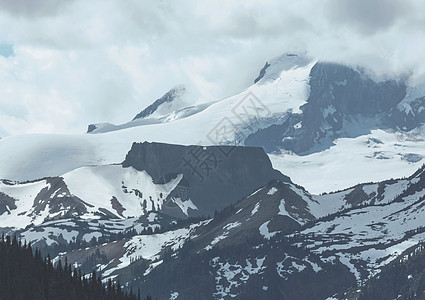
[{"left": 0, "top": 0, "right": 424, "bottom": 137}]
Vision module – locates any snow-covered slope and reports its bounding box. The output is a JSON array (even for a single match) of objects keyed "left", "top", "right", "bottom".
[
  {"left": 1, "top": 53, "right": 425, "bottom": 195},
  {"left": 0, "top": 164, "right": 184, "bottom": 231},
  {"left": 62, "top": 165, "right": 183, "bottom": 218}
]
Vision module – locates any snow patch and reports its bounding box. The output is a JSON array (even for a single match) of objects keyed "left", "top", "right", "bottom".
[
  {"left": 211, "top": 256, "right": 266, "bottom": 299},
  {"left": 259, "top": 221, "right": 279, "bottom": 240},
  {"left": 251, "top": 202, "right": 260, "bottom": 216},
  {"left": 171, "top": 198, "right": 198, "bottom": 216},
  {"left": 267, "top": 187, "right": 278, "bottom": 195}
]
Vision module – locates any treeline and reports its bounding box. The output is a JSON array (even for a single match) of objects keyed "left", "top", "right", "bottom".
[
  {"left": 0, "top": 234, "right": 153, "bottom": 300},
  {"left": 358, "top": 242, "right": 425, "bottom": 300}
]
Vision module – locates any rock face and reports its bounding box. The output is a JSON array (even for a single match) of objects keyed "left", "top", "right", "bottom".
[
  {"left": 245, "top": 62, "right": 408, "bottom": 154},
  {"left": 122, "top": 142, "right": 289, "bottom": 216},
  {"left": 389, "top": 95, "right": 425, "bottom": 131},
  {"left": 253, "top": 62, "right": 270, "bottom": 84},
  {"left": 30, "top": 177, "right": 89, "bottom": 218},
  {"left": 0, "top": 192, "right": 17, "bottom": 215},
  {"left": 87, "top": 124, "right": 97, "bottom": 133},
  {"left": 308, "top": 63, "right": 406, "bottom": 115}
]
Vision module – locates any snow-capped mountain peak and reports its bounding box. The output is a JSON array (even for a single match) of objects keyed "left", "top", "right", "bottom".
[
  {"left": 133, "top": 85, "right": 187, "bottom": 120},
  {"left": 254, "top": 53, "right": 313, "bottom": 84}
]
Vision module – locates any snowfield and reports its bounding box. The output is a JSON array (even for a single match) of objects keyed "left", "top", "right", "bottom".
[
  {"left": 63, "top": 165, "right": 183, "bottom": 218},
  {"left": 270, "top": 127, "right": 425, "bottom": 194}
]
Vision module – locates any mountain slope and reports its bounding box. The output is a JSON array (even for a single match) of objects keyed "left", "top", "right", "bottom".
[
  {"left": 49, "top": 165, "right": 425, "bottom": 299},
  {"left": 56, "top": 180, "right": 355, "bottom": 300},
  {"left": 357, "top": 242, "right": 425, "bottom": 300}
]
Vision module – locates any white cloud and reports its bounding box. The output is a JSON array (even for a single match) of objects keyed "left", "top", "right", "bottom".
[{"left": 0, "top": 0, "right": 425, "bottom": 136}]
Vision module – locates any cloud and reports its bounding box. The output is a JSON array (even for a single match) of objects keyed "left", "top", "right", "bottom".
[
  {"left": 0, "top": 0, "right": 73, "bottom": 18},
  {"left": 324, "top": 0, "right": 409, "bottom": 35},
  {"left": 0, "top": 0, "right": 425, "bottom": 137}
]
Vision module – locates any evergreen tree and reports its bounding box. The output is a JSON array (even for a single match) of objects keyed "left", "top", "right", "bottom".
[{"left": 0, "top": 235, "right": 149, "bottom": 300}]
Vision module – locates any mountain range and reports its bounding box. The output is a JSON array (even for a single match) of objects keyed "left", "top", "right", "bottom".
[{"left": 1, "top": 52, "right": 425, "bottom": 299}]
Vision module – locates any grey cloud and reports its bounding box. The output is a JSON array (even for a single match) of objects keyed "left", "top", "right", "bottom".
[
  {"left": 220, "top": 13, "right": 313, "bottom": 39},
  {"left": 0, "top": 0, "right": 73, "bottom": 18},
  {"left": 325, "top": 0, "right": 410, "bottom": 35}
]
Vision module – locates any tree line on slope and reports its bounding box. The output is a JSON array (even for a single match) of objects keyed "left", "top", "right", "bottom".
[
  {"left": 358, "top": 242, "right": 425, "bottom": 300},
  {"left": 0, "top": 234, "right": 154, "bottom": 300}
]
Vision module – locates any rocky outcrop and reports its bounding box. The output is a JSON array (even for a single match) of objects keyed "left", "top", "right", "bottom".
[
  {"left": 254, "top": 62, "right": 270, "bottom": 84},
  {"left": 87, "top": 124, "right": 97, "bottom": 133},
  {"left": 0, "top": 192, "right": 17, "bottom": 215},
  {"left": 30, "top": 177, "right": 88, "bottom": 219},
  {"left": 122, "top": 142, "right": 289, "bottom": 216}
]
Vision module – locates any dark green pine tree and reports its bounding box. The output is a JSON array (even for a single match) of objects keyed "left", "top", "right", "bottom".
[{"left": 0, "top": 234, "right": 149, "bottom": 300}]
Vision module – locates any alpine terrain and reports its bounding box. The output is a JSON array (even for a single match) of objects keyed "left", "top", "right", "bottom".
[{"left": 2, "top": 53, "right": 425, "bottom": 299}]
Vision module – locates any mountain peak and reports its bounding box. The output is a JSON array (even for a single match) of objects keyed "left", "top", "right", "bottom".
[
  {"left": 133, "top": 85, "right": 186, "bottom": 121},
  {"left": 254, "top": 53, "right": 312, "bottom": 84}
]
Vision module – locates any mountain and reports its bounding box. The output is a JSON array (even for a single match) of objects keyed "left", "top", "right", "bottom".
[
  {"left": 0, "top": 142, "right": 287, "bottom": 249},
  {"left": 246, "top": 62, "right": 407, "bottom": 153},
  {"left": 132, "top": 85, "right": 187, "bottom": 121},
  {"left": 87, "top": 86, "right": 191, "bottom": 134},
  {"left": 53, "top": 180, "right": 352, "bottom": 300},
  {"left": 47, "top": 165, "right": 425, "bottom": 299},
  {"left": 1, "top": 53, "right": 425, "bottom": 193},
  {"left": 86, "top": 85, "right": 212, "bottom": 134},
  {"left": 2, "top": 52, "right": 425, "bottom": 299}
]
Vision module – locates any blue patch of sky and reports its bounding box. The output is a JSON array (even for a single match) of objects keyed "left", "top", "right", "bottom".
[{"left": 0, "top": 43, "right": 14, "bottom": 58}]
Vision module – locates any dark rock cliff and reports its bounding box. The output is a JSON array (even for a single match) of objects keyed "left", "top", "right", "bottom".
[{"left": 122, "top": 142, "right": 289, "bottom": 216}]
